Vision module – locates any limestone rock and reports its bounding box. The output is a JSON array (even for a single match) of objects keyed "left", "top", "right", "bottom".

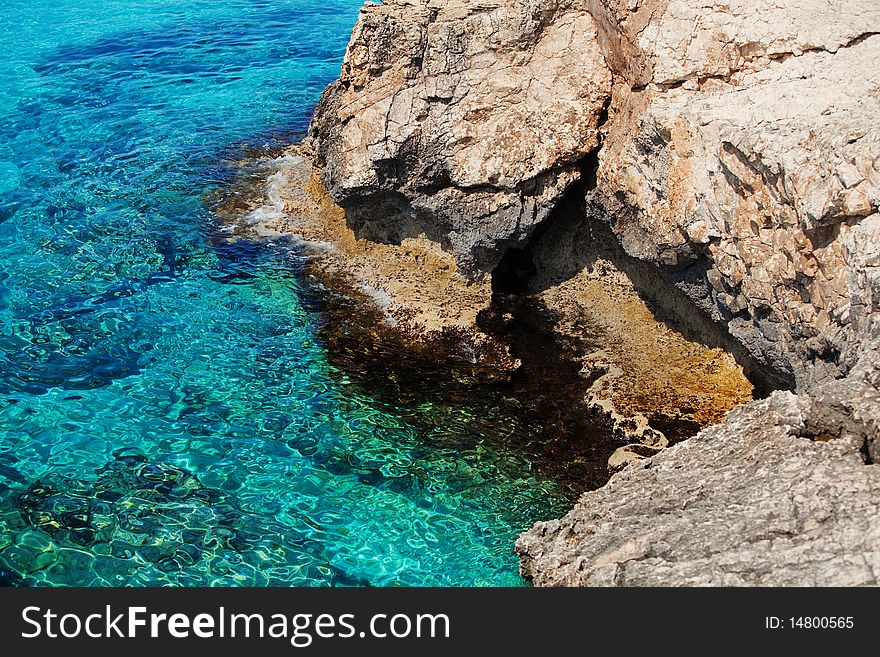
[
  {"left": 638, "top": 0, "right": 879, "bottom": 87},
  {"left": 309, "top": 0, "right": 613, "bottom": 273},
  {"left": 598, "top": 1, "right": 880, "bottom": 386},
  {"left": 517, "top": 381, "right": 880, "bottom": 586},
  {"left": 310, "top": 0, "right": 880, "bottom": 388}
]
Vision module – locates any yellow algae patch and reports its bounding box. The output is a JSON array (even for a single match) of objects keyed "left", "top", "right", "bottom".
[
  {"left": 266, "top": 148, "right": 495, "bottom": 338},
  {"left": 540, "top": 259, "right": 753, "bottom": 437}
]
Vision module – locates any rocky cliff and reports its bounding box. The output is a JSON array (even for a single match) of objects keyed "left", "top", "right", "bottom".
[
  {"left": 298, "top": 0, "right": 880, "bottom": 585},
  {"left": 309, "top": 0, "right": 612, "bottom": 274},
  {"left": 596, "top": 0, "right": 880, "bottom": 389}
]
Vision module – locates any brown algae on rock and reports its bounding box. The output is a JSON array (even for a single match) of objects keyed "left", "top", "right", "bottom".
[
  {"left": 218, "top": 146, "right": 515, "bottom": 371},
  {"left": 209, "top": 145, "right": 756, "bottom": 476}
]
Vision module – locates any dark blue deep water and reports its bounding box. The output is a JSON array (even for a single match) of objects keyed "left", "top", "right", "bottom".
[{"left": 0, "top": 0, "right": 571, "bottom": 586}]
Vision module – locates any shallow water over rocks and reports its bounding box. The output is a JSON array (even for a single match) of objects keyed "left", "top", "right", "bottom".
[{"left": 0, "top": 0, "right": 577, "bottom": 587}]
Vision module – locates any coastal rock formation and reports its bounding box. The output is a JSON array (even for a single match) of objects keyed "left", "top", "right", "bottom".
[
  {"left": 217, "top": 147, "right": 753, "bottom": 447},
  {"left": 309, "top": 0, "right": 613, "bottom": 273},
  {"left": 597, "top": 0, "right": 880, "bottom": 387},
  {"left": 304, "top": 0, "right": 758, "bottom": 446},
  {"left": 310, "top": 0, "right": 880, "bottom": 390},
  {"left": 517, "top": 374, "right": 880, "bottom": 586},
  {"left": 286, "top": 0, "right": 880, "bottom": 584}
]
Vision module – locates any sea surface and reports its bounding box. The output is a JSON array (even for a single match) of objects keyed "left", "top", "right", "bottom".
[{"left": 0, "top": 0, "right": 572, "bottom": 586}]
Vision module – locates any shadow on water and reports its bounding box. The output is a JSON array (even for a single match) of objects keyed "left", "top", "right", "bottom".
[{"left": 308, "top": 271, "right": 618, "bottom": 498}]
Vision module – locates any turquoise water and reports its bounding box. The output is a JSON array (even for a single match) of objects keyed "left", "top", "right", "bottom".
[{"left": 0, "top": 0, "right": 571, "bottom": 586}]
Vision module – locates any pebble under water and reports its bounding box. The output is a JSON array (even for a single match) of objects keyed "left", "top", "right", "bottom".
[{"left": 0, "top": 0, "right": 575, "bottom": 586}]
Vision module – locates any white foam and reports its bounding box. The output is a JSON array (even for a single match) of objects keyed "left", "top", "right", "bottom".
[
  {"left": 241, "top": 171, "right": 289, "bottom": 233},
  {"left": 270, "top": 154, "right": 303, "bottom": 166},
  {"left": 356, "top": 282, "right": 398, "bottom": 327}
]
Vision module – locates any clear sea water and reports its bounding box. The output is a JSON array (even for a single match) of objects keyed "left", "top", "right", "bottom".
[{"left": 0, "top": 0, "right": 572, "bottom": 586}]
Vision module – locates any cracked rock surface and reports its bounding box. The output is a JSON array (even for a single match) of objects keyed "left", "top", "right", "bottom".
[
  {"left": 600, "top": 1, "right": 880, "bottom": 387},
  {"left": 309, "top": 0, "right": 613, "bottom": 273}
]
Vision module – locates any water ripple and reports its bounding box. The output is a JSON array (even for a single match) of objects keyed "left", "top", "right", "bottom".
[{"left": 0, "top": 0, "right": 572, "bottom": 587}]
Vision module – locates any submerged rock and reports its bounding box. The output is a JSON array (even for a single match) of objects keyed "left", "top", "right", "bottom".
[{"left": 5, "top": 450, "right": 363, "bottom": 586}]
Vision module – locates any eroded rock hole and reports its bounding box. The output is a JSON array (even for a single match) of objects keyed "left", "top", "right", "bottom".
[{"left": 492, "top": 246, "right": 537, "bottom": 294}]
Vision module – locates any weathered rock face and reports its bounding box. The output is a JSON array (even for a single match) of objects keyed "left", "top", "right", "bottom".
[
  {"left": 516, "top": 373, "right": 880, "bottom": 586},
  {"left": 299, "top": 0, "right": 880, "bottom": 585},
  {"left": 309, "top": 0, "right": 613, "bottom": 273},
  {"left": 312, "top": 0, "right": 880, "bottom": 389},
  {"left": 598, "top": 0, "right": 880, "bottom": 387}
]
